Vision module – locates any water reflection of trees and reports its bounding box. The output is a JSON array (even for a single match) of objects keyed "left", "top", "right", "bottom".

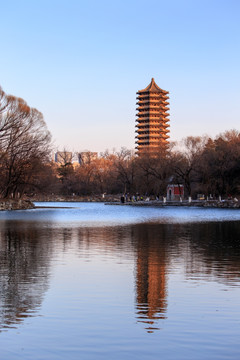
[
  {"left": 72, "top": 223, "right": 240, "bottom": 332},
  {"left": 130, "top": 221, "right": 240, "bottom": 332},
  {"left": 1, "top": 219, "right": 240, "bottom": 333},
  {"left": 184, "top": 221, "right": 240, "bottom": 284},
  {"left": 57, "top": 225, "right": 170, "bottom": 333},
  {"left": 0, "top": 221, "right": 53, "bottom": 330}
]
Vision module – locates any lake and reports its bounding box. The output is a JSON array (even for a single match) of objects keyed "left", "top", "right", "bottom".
[{"left": 0, "top": 202, "right": 240, "bottom": 359}]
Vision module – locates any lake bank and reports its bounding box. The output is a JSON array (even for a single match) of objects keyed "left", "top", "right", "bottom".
[
  {"left": 107, "top": 199, "right": 240, "bottom": 208},
  {"left": 1, "top": 196, "right": 239, "bottom": 210},
  {"left": 28, "top": 194, "right": 240, "bottom": 208},
  {"left": 0, "top": 199, "right": 35, "bottom": 211}
]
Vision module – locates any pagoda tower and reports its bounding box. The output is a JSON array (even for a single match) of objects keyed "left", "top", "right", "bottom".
[{"left": 135, "top": 78, "right": 170, "bottom": 154}]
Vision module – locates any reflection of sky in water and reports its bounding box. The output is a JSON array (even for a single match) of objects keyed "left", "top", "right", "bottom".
[{"left": 0, "top": 202, "right": 240, "bottom": 227}]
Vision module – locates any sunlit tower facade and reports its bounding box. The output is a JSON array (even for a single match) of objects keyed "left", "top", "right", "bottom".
[{"left": 135, "top": 78, "right": 170, "bottom": 154}]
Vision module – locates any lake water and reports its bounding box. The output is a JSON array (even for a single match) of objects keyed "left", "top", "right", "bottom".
[{"left": 0, "top": 202, "right": 240, "bottom": 359}]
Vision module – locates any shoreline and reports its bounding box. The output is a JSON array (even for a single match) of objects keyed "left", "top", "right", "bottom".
[
  {"left": 34, "top": 199, "right": 240, "bottom": 209},
  {"left": 106, "top": 200, "right": 240, "bottom": 208},
  {"left": 0, "top": 197, "right": 239, "bottom": 211},
  {"left": 0, "top": 199, "right": 35, "bottom": 211}
]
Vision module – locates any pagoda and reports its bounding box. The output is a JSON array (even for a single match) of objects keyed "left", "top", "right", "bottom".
[{"left": 135, "top": 78, "right": 170, "bottom": 154}]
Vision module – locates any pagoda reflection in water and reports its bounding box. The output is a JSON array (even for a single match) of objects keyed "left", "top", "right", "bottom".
[{"left": 134, "top": 225, "right": 169, "bottom": 332}]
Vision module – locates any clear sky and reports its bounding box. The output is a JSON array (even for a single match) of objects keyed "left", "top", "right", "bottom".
[{"left": 0, "top": 0, "right": 239, "bottom": 153}]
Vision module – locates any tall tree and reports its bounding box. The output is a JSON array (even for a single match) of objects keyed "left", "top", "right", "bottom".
[
  {"left": 0, "top": 88, "right": 51, "bottom": 198},
  {"left": 198, "top": 130, "right": 240, "bottom": 197},
  {"left": 171, "top": 136, "right": 207, "bottom": 196},
  {"left": 113, "top": 148, "right": 136, "bottom": 194}
]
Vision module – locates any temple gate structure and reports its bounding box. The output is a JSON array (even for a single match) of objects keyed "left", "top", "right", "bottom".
[{"left": 166, "top": 184, "right": 184, "bottom": 201}]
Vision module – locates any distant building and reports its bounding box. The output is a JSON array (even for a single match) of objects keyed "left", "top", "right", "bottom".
[
  {"left": 135, "top": 78, "right": 170, "bottom": 154},
  {"left": 55, "top": 151, "right": 73, "bottom": 165},
  {"left": 167, "top": 184, "right": 184, "bottom": 201},
  {"left": 78, "top": 151, "right": 98, "bottom": 165}
]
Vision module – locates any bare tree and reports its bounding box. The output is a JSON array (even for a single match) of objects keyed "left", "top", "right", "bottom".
[
  {"left": 198, "top": 130, "right": 240, "bottom": 197},
  {"left": 171, "top": 136, "right": 207, "bottom": 196},
  {"left": 0, "top": 88, "right": 52, "bottom": 198},
  {"left": 113, "top": 148, "right": 136, "bottom": 194}
]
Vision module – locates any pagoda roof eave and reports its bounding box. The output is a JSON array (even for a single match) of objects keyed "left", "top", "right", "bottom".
[{"left": 137, "top": 78, "right": 169, "bottom": 94}]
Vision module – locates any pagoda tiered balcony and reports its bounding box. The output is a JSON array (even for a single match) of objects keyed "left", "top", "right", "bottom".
[
  {"left": 137, "top": 95, "right": 150, "bottom": 100},
  {"left": 159, "top": 112, "right": 170, "bottom": 117},
  {"left": 135, "top": 121, "right": 150, "bottom": 125},
  {"left": 160, "top": 133, "right": 170, "bottom": 138},
  {"left": 158, "top": 107, "right": 170, "bottom": 111},
  {"left": 135, "top": 135, "right": 151, "bottom": 141},
  {"left": 136, "top": 127, "right": 150, "bottom": 131},
  {"left": 137, "top": 111, "right": 164, "bottom": 117},
  {"left": 137, "top": 88, "right": 169, "bottom": 95},
  {"left": 137, "top": 112, "right": 168, "bottom": 116},
  {"left": 136, "top": 104, "right": 161, "bottom": 110},
  {"left": 136, "top": 121, "right": 150, "bottom": 126},
  {"left": 137, "top": 116, "right": 167, "bottom": 121},
  {"left": 161, "top": 120, "right": 170, "bottom": 125},
  {"left": 139, "top": 107, "right": 165, "bottom": 112},
  {"left": 136, "top": 120, "right": 153, "bottom": 124},
  {"left": 137, "top": 96, "right": 168, "bottom": 102},
  {"left": 136, "top": 121, "right": 169, "bottom": 127},
  {"left": 158, "top": 100, "right": 169, "bottom": 104},
  {"left": 148, "top": 139, "right": 163, "bottom": 144},
  {"left": 137, "top": 97, "right": 161, "bottom": 102},
  {"left": 135, "top": 130, "right": 150, "bottom": 134},
  {"left": 161, "top": 122, "right": 170, "bottom": 127},
  {"left": 135, "top": 128, "right": 150, "bottom": 132},
  {"left": 135, "top": 133, "right": 150, "bottom": 137},
  {"left": 136, "top": 107, "right": 170, "bottom": 113},
  {"left": 136, "top": 99, "right": 151, "bottom": 104},
  {"left": 162, "top": 118, "right": 170, "bottom": 122},
  {"left": 137, "top": 103, "right": 169, "bottom": 108},
  {"left": 135, "top": 139, "right": 150, "bottom": 145}
]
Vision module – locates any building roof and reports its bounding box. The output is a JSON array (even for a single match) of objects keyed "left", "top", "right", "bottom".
[{"left": 137, "top": 78, "right": 169, "bottom": 94}]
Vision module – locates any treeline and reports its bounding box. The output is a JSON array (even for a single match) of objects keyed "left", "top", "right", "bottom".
[
  {"left": 38, "top": 130, "right": 240, "bottom": 199},
  {"left": 0, "top": 86, "right": 239, "bottom": 200}
]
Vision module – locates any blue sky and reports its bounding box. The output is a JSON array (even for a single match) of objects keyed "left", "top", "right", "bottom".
[{"left": 0, "top": 0, "right": 239, "bottom": 152}]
